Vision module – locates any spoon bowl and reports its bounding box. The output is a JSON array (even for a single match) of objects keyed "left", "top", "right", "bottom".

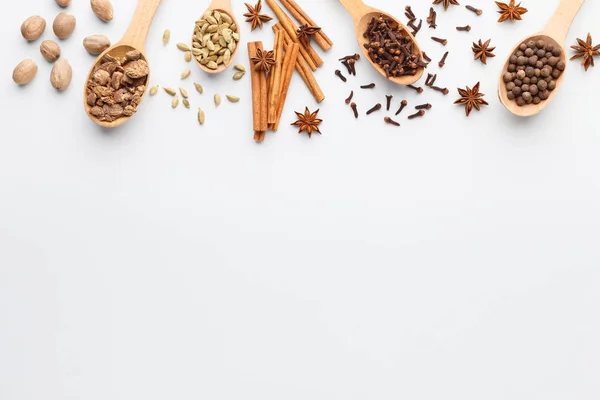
[
  {"left": 339, "top": 0, "right": 424, "bottom": 85},
  {"left": 193, "top": 0, "right": 240, "bottom": 74},
  {"left": 84, "top": 0, "right": 162, "bottom": 128},
  {"left": 498, "top": 0, "right": 585, "bottom": 117}
]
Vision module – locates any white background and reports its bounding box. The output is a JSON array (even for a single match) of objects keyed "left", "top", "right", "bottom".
[{"left": 1, "top": 0, "right": 599, "bottom": 399}]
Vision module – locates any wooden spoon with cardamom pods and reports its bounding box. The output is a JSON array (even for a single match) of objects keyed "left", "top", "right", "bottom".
[
  {"left": 84, "top": 0, "right": 162, "bottom": 128},
  {"left": 498, "top": 0, "right": 586, "bottom": 117},
  {"left": 192, "top": 0, "right": 240, "bottom": 74},
  {"left": 337, "top": 0, "right": 424, "bottom": 85}
]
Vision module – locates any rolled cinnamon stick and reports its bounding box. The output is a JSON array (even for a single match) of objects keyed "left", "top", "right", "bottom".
[
  {"left": 248, "top": 41, "right": 268, "bottom": 140},
  {"left": 273, "top": 42, "right": 300, "bottom": 131},
  {"left": 256, "top": 42, "right": 268, "bottom": 133},
  {"left": 280, "top": 0, "right": 333, "bottom": 52},
  {"left": 268, "top": 31, "right": 284, "bottom": 125}
]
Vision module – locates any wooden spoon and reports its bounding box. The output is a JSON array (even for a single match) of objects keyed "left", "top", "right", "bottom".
[
  {"left": 84, "top": 0, "right": 162, "bottom": 128},
  {"left": 498, "top": 0, "right": 586, "bottom": 117},
  {"left": 192, "top": 0, "right": 240, "bottom": 74},
  {"left": 338, "top": 0, "right": 424, "bottom": 85}
]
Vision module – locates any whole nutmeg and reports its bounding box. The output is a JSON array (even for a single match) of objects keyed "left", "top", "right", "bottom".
[
  {"left": 21, "top": 16, "right": 46, "bottom": 41},
  {"left": 91, "top": 0, "right": 114, "bottom": 22},
  {"left": 40, "top": 40, "right": 61, "bottom": 62},
  {"left": 50, "top": 58, "right": 72, "bottom": 91},
  {"left": 83, "top": 34, "right": 111, "bottom": 55},
  {"left": 12, "top": 59, "right": 38, "bottom": 85},
  {"left": 53, "top": 12, "right": 76, "bottom": 39},
  {"left": 56, "top": 0, "right": 71, "bottom": 7}
]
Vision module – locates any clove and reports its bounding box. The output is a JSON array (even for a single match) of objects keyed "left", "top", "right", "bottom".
[
  {"left": 431, "top": 86, "right": 449, "bottom": 95},
  {"left": 348, "top": 58, "right": 356, "bottom": 75},
  {"left": 366, "top": 103, "right": 382, "bottom": 115},
  {"left": 361, "top": 83, "right": 375, "bottom": 89},
  {"left": 339, "top": 53, "right": 360, "bottom": 62},
  {"left": 405, "top": 5, "right": 416, "bottom": 21},
  {"left": 345, "top": 90, "right": 354, "bottom": 104},
  {"left": 407, "top": 84, "right": 423, "bottom": 94},
  {"left": 422, "top": 52, "right": 432, "bottom": 62},
  {"left": 431, "top": 36, "right": 448, "bottom": 46},
  {"left": 456, "top": 25, "right": 471, "bottom": 32},
  {"left": 395, "top": 100, "right": 408, "bottom": 115},
  {"left": 384, "top": 116, "right": 400, "bottom": 126},
  {"left": 425, "top": 73, "right": 434, "bottom": 87},
  {"left": 466, "top": 5, "right": 483, "bottom": 15},
  {"left": 350, "top": 102, "right": 359, "bottom": 118},
  {"left": 438, "top": 51, "right": 449, "bottom": 68},
  {"left": 335, "top": 69, "right": 347, "bottom": 82},
  {"left": 385, "top": 95, "right": 393, "bottom": 111},
  {"left": 427, "top": 7, "right": 437, "bottom": 29},
  {"left": 408, "top": 110, "right": 425, "bottom": 119},
  {"left": 409, "top": 19, "right": 422, "bottom": 36},
  {"left": 415, "top": 103, "right": 432, "bottom": 110}
]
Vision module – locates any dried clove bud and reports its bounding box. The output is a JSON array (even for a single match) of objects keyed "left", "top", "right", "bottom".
[
  {"left": 385, "top": 94, "right": 393, "bottom": 111},
  {"left": 427, "top": 7, "right": 437, "bottom": 29},
  {"left": 350, "top": 102, "right": 359, "bottom": 118},
  {"left": 415, "top": 103, "right": 432, "bottom": 110},
  {"left": 395, "top": 100, "right": 408, "bottom": 115},
  {"left": 335, "top": 69, "right": 347, "bottom": 82},
  {"left": 339, "top": 53, "right": 360, "bottom": 62},
  {"left": 366, "top": 103, "right": 382, "bottom": 115},
  {"left": 422, "top": 52, "right": 432, "bottom": 62},
  {"left": 438, "top": 51, "right": 449, "bottom": 68},
  {"left": 384, "top": 116, "right": 400, "bottom": 126},
  {"left": 456, "top": 25, "right": 471, "bottom": 32},
  {"left": 345, "top": 90, "right": 354, "bottom": 104},
  {"left": 466, "top": 5, "right": 483, "bottom": 15},
  {"left": 347, "top": 58, "right": 356, "bottom": 75},
  {"left": 431, "top": 36, "right": 448, "bottom": 46},
  {"left": 361, "top": 83, "right": 375, "bottom": 89},
  {"left": 408, "top": 110, "right": 425, "bottom": 119},
  {"left": 405, "top": 5, "right": 416, "bottom": 21},
  {"left": 431, "top": 86, "right": 449, "bottom": 95},
  {"left": 408, "top": 84, "right": 423, "bottom": 93},
  {"left": 425, "top": 73, "right": 435, "bottom": 87}
]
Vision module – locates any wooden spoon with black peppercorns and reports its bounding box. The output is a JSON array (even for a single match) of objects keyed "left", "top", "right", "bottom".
[
  {"left": 498, "top": 0, "right": 585, "bottom": 117},
  {"left": 337, "top": 0, "right": 424, "bottom": 85}
]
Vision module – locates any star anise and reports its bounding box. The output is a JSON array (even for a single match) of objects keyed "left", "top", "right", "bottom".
[
  {"left": 432, "top": 0, "right": 460, "bottom": 11},
  {"left": 570, "top": 33, "right": 600, "bottom": 71},
  {"left": 291, "top": 107, "right": 322, "bottom": 138},
  {"left": 251, "top": 48, "right": 275, "bottom": 74},
  {"left": 243, "top": 0, "right": 273, "bottom": 31},
  {"left": 454, "top": 82, "right": 488, "bottom": 117},
  {"left": 472, "top": 39, "right": 496, "bottom": 64},
  {"left": 297, "top": 24, "right": 321, "bottom": 42},
  {"left": 496, "top": 0, "right": 528, "bottom": 23}
]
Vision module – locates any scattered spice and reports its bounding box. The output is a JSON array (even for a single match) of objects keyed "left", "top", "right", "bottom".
[
  {"left": 197, "top": 108, "right": 205, "bottom": 125},
  {"left": 350, "top": 102, "right": 359, "bottom": 118},
  {"left": 361, "top": 83, "right": 375, "bottom": 89},
  {"left": 405, "top": 6, "right": 416, "bottom": 22},
  {"left": 408, "top": 110, "right": 425, "bottom": 119},
  {"left": 347, "top": 58, "right": 356, "bottom": 75},
  {"left": 291, "top": 107, "right": 322, "bottom": 138},
  {"left": 149, "top": 85, "right": 158, "bottom": 95},
  {"left": 472, "top": 39, "right": 496, "bottom": 64},
  {"left": 172, "top": 96, "right": 179, "bottom": 108},
  {"left": 194, "top": 82, "right": 203, "bottom": 94},
  {"left": 431, "top": 86, "right": 449, "bottom": 95},
  {"left": 177, "top": 43, "right": 190, "bottom": 52},
  {"left": 366, "top": 103, "right": 382, "bottom": 115},
  {"left": 184, "top": 51, "right": 192, "bottom": 62},
  {"left": 181, "top": 68, "right": 191, "bottom": 79},
  {"left": 422, "top": 52, "right": 432, "bottom": 62},
  {"left": 297, "top": 24, "right": 321, "bottom": 42},
  {"left": 454, "top": 82, "right": 488, "bottom": 116},
  {"left": 395, "top": 99, "right": 408, "bottom": 115},
  {"left": 162, "top": 29, "right": 170, "bottom": 46},
  {"left": 345, "top": 90, "right": 354, "bottom": 104},
  {"left": 570, "top": 33, "right": 599, "bottom": 71},
  {"left": 182, "top": 98, "right": 190, "bottom": 109},
  {"left": 408, "top": 19, "right": 423, "bottom": 36},
  {"left": 432, "top": 0, "right": 460, "bottom": 11},
  {"left": 163, "top": 87, "right": 176, "bottom": 96},
  {"left": 456, "top": 25, "right": 471, "bottom": 32},
  {"left": 335, "top": 69, "right": 347, "bottom": 82},
  {"left": 251, "top": 48, "right": 276, "bottom": 73},
  {"left": 214, "top": 93, "right": 221, "bottom": 107},
  {"left": 407, "top": 84, "right": 423, "bottom": 93},
  {"left": 438, "top": 51, "right": 448, "bottom": 67},
  {"left": 385, "top": 94, "right": 393, "bottom": 110},
  {"left": 384, "top": 116, "right": 400, "bottom": 126},
  {"left": 466, "top": 5, "right": 482, "bottom": 15},
  {"left": 244, "top": 0, "right": 273, "bottom": 31},
  {"left": 226, "top": 95, "right": 240, "bottom": 102},
  {"left": 425, "top": 73, "right": 435, "bottom": 86},
  {"left": 180, "top": 87, "right": 188, "bottom": 98},
  {"left": 427, "top": 7, "right": 437, "bottom": 29},
  {"left": 415, "top": 103, "right": 432, "bottom": 110},
  {"left": 431, "top": 36, "right": 447, "bottom": 46},
  {"left": 234, "top": 64, "right": 246, "bottom": 72},
  {"left": 496, "top": 0, "right": 528, "bottom": 23},
  {"left": 363, "top": 14, "right": 427, "bottom": 78},
  {"left": 233, "top": 71, "right": 245, "bottom": 80}
]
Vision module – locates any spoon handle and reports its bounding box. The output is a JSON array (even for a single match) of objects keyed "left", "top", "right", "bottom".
[
  {"left": 209, "top": 0, "right": 232, "bottom": 11},
  {"left": 543, "top": 0, "right": 586, "bottom": 44},
  {"left": 121, "top": 0, "right": 163, "bottom": 50},
  {"left": 338, "top": 0, "right": 371, "bottom": 24}
]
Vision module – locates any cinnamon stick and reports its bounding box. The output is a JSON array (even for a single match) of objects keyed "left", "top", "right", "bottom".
[
  {"left": 280, "top": 0, "right": 333, "bottom": 52},
  {"left": 273, "top": 42, "right": 299, "bottom": 131},
  {"left": 257, "top": 42, "right": 268, "bottom": 133},
  {"left": 274, "top": 23, "right": 325, "bottom": 103},
  {"left": 268, "top": 31, "right": 284, "bottom": 125},
  {"left": 264, "top": 0, "right": 322, "bottom": 70},
  {"left": 248, "top": 41, "right": 267, "bottom": 140}
]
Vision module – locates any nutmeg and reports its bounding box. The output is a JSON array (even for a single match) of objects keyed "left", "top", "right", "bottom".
[
  {"left": 90, "top": 0, "right": 114, "bottom": 22},
  {"left": 12, "top": 59, "right": 38, "bottom": 85},
  {"left": 56, "top": 0, "right": 71, "bottom": 7},
  {"left": 83, "top": 34, "right": 111, "bottom": 55},
  {"left": 40, "top": 40, "right": 61, "bottom": 62},
  {"left": 53, "top": 12, "right": 76, "bottom": 40},
  {"left": 21, "top": 16, "right": 46, "bottom": 41},
  {"left": 50, "top": 58, "right": 72, "bottom": 91}
]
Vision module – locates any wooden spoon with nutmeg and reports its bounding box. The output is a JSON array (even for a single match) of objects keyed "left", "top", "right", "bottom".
[
  {"left": 498, "top": 0, "right": 586, "bottom": 117},
  {"left": 337, "top": 0, "right": 424, "bottom": 85},
  {"left": 84, "top": 0, "right": 162, "bottom": 128}
]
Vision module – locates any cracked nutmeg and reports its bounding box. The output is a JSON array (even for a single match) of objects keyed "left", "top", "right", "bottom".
[
  {"left": 250, "top": 48, "right": 275, "bottom": 74},
  {"left": 571, "top": 33, "right": 600, "bottom": 71},
  {"left": 454, "top": 82, "right": 488, "bottom": 117},
  {"left": 496, "top": 0, "right": 528, "bottom": 23},
  {"left": 472, "top": 39, "right": 496, "bottom": 64},
  {"left": 291, "top": 107, "right": 322, "bottom": 138},
  {"left": 243, "top": 0, "right": 273, "bottom": 31},
  {"left": 432, "top": 0, "right": 460, "bottom": 11}
]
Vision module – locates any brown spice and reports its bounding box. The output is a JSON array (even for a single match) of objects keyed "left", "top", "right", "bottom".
[
  {"left": 454, "top": 82, "right": 488, "bottom": 116},
  {"left": 427, "top": 7, "right": 437, "bottom": 29},
  {"left": 431, "top": 86, "right": 449, "bottom": 95},
  {"left": 407, "top": 84, "right": 423, "bottom": 93},
  {"left": 456, "top": 25, "right": 471, "bottom": 32},
  {"left": 291, "top": 107, "right": 322, "bottom": 138},
  {"left": 431, "top": 36, "right": 447, "bottom": 46},
  {"left": 438, "top": 51, "right": 449, "bottom": 67},
  {"left": 345, "top": 90, "right": 354, "bottom": 104},
  {"left": 366, "top": 103, "right": 382, "bottom": 115},
  {"left": 350, "top": 102, "right": 359, "bottom": 118},
  {"left": 244, "top": 0, "right": 273, "bottom": 31},
  {"left": 408, "top": 110, "right": 425, "bottom": 119},
  {"left": 415, "top": 103, "right": 432, "bottom": 110},
  {"left": 395, "top": 99, "right": 408, "bottom": 115},
  {"left": 385, "top": 94, "right": 393, "bottom": 111},
  {"left": 361, "top": 83, "right": 375, "bottom": 89},
  {"left": 466, "top": 5, "right": 483, "bottom": 15},
  {"left": 432, "top": 0, "right": 460, "bottom": 11},
  {"left": 571, "top": 33, "right": 599, "bottom": 71},
  {"left": 335, "top": 69, "right": 347, "bottom": 82},
  {"left": 384, "top": 116, "right": 400, "bottom": 126},
  {"left": 472, "top": 39, "right": 496, "bottom": 64},
  {"left": 496, "top": 0, "right": 528, "bottom": 23}
]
